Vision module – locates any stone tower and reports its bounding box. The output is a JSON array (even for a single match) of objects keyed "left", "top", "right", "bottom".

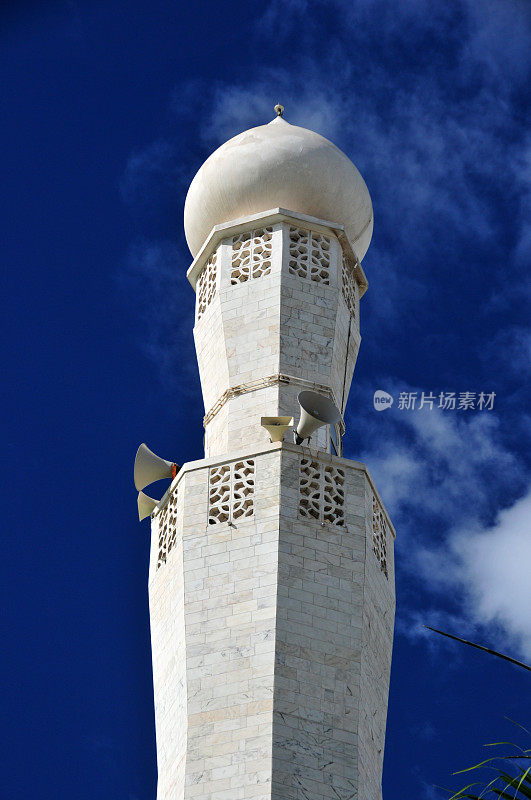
[{"left": 147, "top": 111, "right": 395, "bottom": 800}]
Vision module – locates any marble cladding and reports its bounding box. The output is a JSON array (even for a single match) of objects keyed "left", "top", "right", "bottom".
[
  {"left": 192, "top": 218, "right": 361, "bottom": 459},
  {"left": 148, "top": 443, "right": 395, "bottom": 800},
  {"left": 148, "top": 211, "right": 394, "bottom": 800}
]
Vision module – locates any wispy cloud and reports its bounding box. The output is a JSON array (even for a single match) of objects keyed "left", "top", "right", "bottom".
[
  {"left": 348, "top": 384, "right": 530, "bottom": 659},
  {"left": 461, "top": 0, "right": 531, "bottom": 86},
  {"left": 356, "top": 391, "right": 521, "bottom": 523},
  {"left": 406, "top": 488, "right": 531, "bottom": 661},
  {"left": 197, "top": 110, "right": 524, "bottom": 371},
  {"left": 513, "top": 135, "right": 531, "bottom": 268},
  {"left": 117, "top": 239, "right": 197, "bottom": 392},
  {"left": 420, "top": 779, "right": 449, "bottom": 800},
  {"left": 446, "top": 490, "right": 531, "bottom": 659},
  {"left": 119, "top": 0, "right": 531, "bottom": 661},
  {"left": 121, "top": 0, "right": 530, "bottom": 361},
  {"left": 481, "top": 325, "right": 531, "bottom": 379},
  {"left": 120, "top": 140, "right": 178, "bottom": 209}
]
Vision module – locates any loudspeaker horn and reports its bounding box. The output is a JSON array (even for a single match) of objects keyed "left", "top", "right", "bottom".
[
  {"left": 134, "top": 443, "right": 178, "bottom": 491},
  {"left": 261, "top": 416, "right": 294, "bottom": 443},
  {"left": 138, "top": 491, "right": 159, "bottom": 521},
  {"left": 295, "top": 391, "right": 341, "bottom": 444}
]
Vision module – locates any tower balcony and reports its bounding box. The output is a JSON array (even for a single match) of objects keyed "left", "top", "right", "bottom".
[{"left": 148, "top": 439, "right": 395, "bottom": 800}]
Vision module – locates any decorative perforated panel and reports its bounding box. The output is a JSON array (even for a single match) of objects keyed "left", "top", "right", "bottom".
[
  {"left": 299, "top": 458, "right": 321, "bottom": 520},
  {"left": 232, "top": 460, "right": 255, "bottom": 519},
  {"left": 372, "top": 496, "right": 388, "bottom": 577},
  {"left": 208, "top": 460, "right": 255, "bottom": 524},
  {"left": 196, "top": 251, "right": 217, "bottom": 320},
  {"left": 231, "top": 227, "right": 273, "bottom": 284},
  {"left": 299, "top": 457, "right": 345, "bottom": 526},
  {"left": 342, "top": 256, "right": 359, "bottom": 322},
  {"left": 288, "top": 228, "right": 310, "bottom": 279},
  {"left": 208, "top": 464, "right": 231, "bottom": 524},
  {"left": 157, "top": 488, "right": 179, "bottom": 569},
  {"left": 288, "top": 227, "right": 331, "bottom": 284},
  {"left": 323, "top": 465, "right": 345, "bottom": 525}
]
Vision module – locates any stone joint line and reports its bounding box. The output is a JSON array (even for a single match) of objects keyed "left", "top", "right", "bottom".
[{"left": 203, "top": 372, "right": 346, "bottom": 433}]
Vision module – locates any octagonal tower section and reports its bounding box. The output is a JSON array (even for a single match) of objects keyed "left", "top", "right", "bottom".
[{"left": 188, "top": 208, "right": 367, "bottom": 458}]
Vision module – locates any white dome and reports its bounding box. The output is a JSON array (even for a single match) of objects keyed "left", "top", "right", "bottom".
[{"left": 184, "top": 116, "right": 373, "bottom": 261}]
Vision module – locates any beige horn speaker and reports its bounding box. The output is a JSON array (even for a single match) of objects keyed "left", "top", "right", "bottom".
[
  {"left": 261, "top": 416, "right": 294, "bottom": 443},
  {"left": 134, "top": 443, "right": 178, "bottom": 491},
  {"left": 137, "top": 491, "right": 159, "bottom": 522},
  {"left": 295, "top": 391, "right": 341, "bottom": 444}
]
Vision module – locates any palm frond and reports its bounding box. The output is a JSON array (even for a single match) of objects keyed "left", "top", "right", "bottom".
[
  {"left": 424, "top": 627, "right": 531, "bottom": 672},
  {"left": 450, "top": 730, "right": 530, "bottom": 800}
]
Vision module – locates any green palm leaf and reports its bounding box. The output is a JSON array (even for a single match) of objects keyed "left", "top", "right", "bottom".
[
  {"left": 449, "top": 729, "right": 530, "bottom": 800},
  {"left": 448, "top": 782, "right": 482, "bottom": 800},
  {"left": 498, "top": 771, "right": 531, "bottom": 799}
]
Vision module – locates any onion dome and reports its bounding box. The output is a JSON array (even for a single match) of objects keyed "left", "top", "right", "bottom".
[{"left": 184, "top": 111, "right": 373, "bottom": 261}]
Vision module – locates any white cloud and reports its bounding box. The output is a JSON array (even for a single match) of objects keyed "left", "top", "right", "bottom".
[
  {"left": 120, "top": 140, "right": 175, "bottom": 205},
  {"left": 358, "top": 398, "right": 519, "bottom": 529},
  {"left": 461, "top": 0, "right": 531, "bottom": 87},
  {"left": 117, "top": 240, "right": 197, "bottom": 392},
  {"left": 395, "top": 605, "right": 479, "bottom": 649},
  {"left": 200, "top": 28, "right": 529, "bottom": 343},
  {"left": 450, "top": 490, "right": 531, "bottom": 660},
  {"left": 198, "top": 27, "right": 531, "bottom": 653},
  {"left": 206, "top": 2, "right": 529, "bottom": 228},
  {"left": 409, "top": 489, "right": 531, "bottom": 662},
  {"left": 118, "top": 0, "right": 531, "bottom": 661},
  {"left": 258, "top": 0, "right": 531, "bottom": 90},
  {"left": 351, "top": 388, "right": 530, "bottom": 660},
  {"left": 513, "top": 135, "right": 531, "bottom": 269},
  {"left": 481, "top": 325, "right": 531, "bottom": 377},
  {"left": 120, "top": 0, "right": 530, "bottom": 370},
  {"left": 421, "top": 780, "right": 448, "bottom": 800}
]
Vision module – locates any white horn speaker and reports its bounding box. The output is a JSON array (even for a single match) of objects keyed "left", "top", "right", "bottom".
[
  {"left": 261, "top": 416, "right": 294, "bottom": 443},
  {"left": 134, "top": 443, "right": 178, "bottom": 491},
  {"left": 138, "top": 491, "right": 159, "bottom": 521},
  {"left": 295, "top": 391, "right": 341, "bottom": 444}
]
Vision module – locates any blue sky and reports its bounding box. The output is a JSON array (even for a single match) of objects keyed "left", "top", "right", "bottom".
[{"left": 1, "top": 1, "right": 530, "bottom": 798}]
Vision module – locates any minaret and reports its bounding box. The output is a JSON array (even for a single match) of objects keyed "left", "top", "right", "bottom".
[{"left": 147, "top": 108, "right": 395, "bottom": 800}]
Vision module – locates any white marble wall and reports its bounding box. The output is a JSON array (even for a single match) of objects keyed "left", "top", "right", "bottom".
[
  {"left": 148, "top": 443, "right": 395, "bottom": 800},
  {"left": 149, "top": 484, "right": 187, "bottom": 800},
  {"left": 192, "top": 214, "right": 362, "bottom": 459},
  {"left": 148, "top": 209, "right": 394, "bottom": 800}
]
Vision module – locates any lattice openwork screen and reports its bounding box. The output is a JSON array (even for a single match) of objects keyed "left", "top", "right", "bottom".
[
  {"left": 299, "top": 458, "right": 321, "bottom": 520},
  {"left": 341, "top": 256, "right": 359, "bottom": 322},
  {"left": 208, "top": 459, "right": 255, "bottom": 524},
  {"left": 196, "top": 251, "right": 217, "bottom": 320},
  {"left": 323, "top": 464, "right": 345, "bottom": 525},
  {"left": 372, "top": 496, "right": 388, "bottom": 577},
  {"left": 157, "top": 488, "right": 179, "bottom": 569},
  {"left": 288, "top": 227, "right": 331, "bottom": 284},
  {"left": 231, "top": 227, "right": 273, "bottom": 284},
  {"left": 299, "top": 457, "right": 345, "bottom": 526}
]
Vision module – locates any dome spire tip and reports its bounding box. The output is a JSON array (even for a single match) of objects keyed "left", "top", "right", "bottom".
[{"left": 274, "top": 103, "right": 284, "bottom": 118}]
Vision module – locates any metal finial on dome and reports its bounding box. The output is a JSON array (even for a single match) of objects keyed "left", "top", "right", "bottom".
[{"left": 274, "top": 103, "right": 284, "bottom": 117}]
